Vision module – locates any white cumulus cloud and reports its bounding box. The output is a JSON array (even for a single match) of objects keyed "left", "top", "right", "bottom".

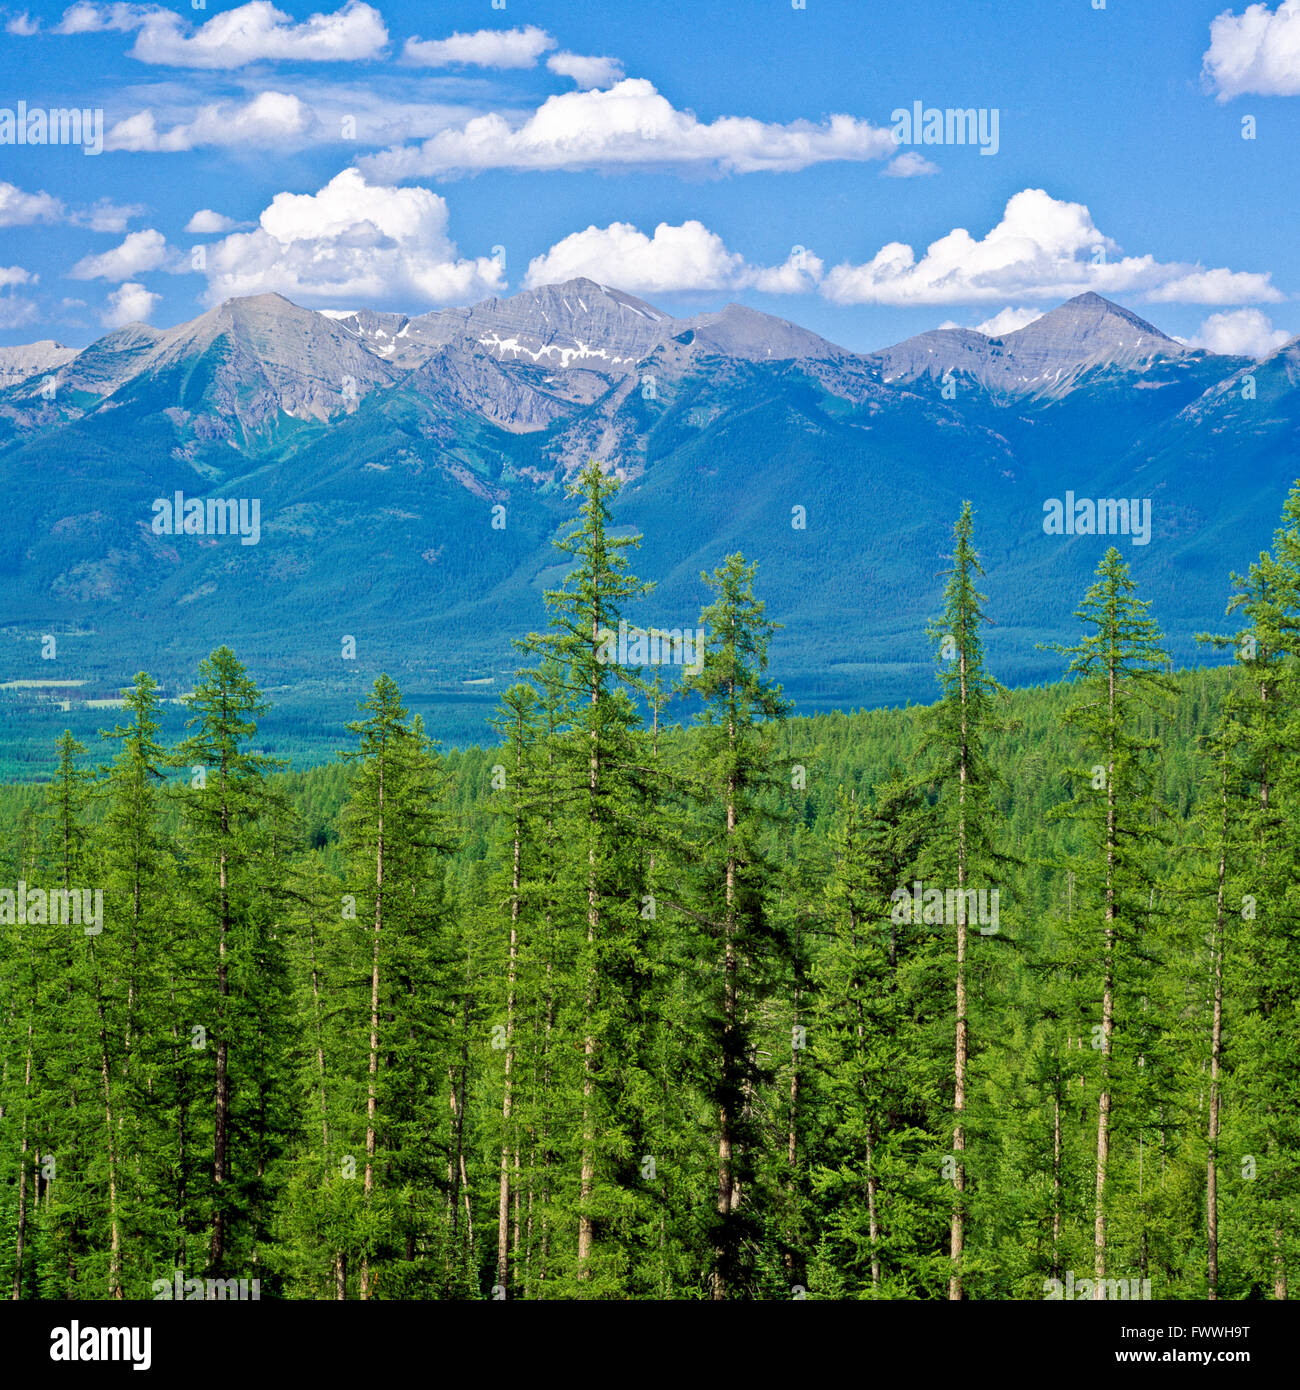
[
  {"left": 0, "top": 181, "right": 63, "bottom": 226},
  {"left": 107, "top": 90, "right": 319, "bottom": 152},
  {"left": 972, "top": 306, "right": 1044, "bottom": 336},
  {"left": 1143, "top": 266, "right": 1282, "bottom": 303},
  {"left": 71, "top": 198, "right": 145, "bottom": 232},
  {"left": 0, "top": 288, "right": 39, "bottom": 329},
  {"left": 403, "top": 24, "right": 555, "bottom": 69},
  {"left": 883, "top": 151, "right": 939, "bottom": 177},
  {"left": 69, "top": 228, "right": 169, "bottom": 281},
  {"left": 822, "top": 188, "right": 1283, "bottom": 306},
  {"left": 523, "top": 219, "right": 823, "bottom": 297},
  {"left": 361, "top": 77, "right": 897, "bottom": 179},
  {"left": 199, "top": 167, "right": 505, "bottom": 307},
  {"left": 101, "top": 280, "right": 160, "bottom": 327},
  {"left": 1191, "top": 307, "right": 1293, "bottom": 357},
  {"left": 57, "top": 1, "right": 387, "bottom": 67},
  {"left": 0, "top": 183, "right": 143, "bottom": 233},
  {"left": 55, "top": 2, "right": 145, "bottom": 33},
  {"left": 746, "top": 247, "right": 826, "bottom": 295},
  {"left": 547, "top": 52, "right": 625, "bottom": 89},
  {"left": 5, "top": 10, "right": 39, "bottom": 35},
  {"left": 185, "top": 209, "right": 245, "bottom": 235},
  {"left": 1203, "top": 0, "right": 1300, "bottom": 98},
  {"left": 104, "top": 86, "right": 482, "bottom": 152},
  {"left": 525, "top": 221, "right": 742, "bottom": 295}
]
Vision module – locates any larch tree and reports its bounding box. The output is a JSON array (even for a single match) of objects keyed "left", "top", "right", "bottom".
[
  {"left": 518, "top": 461, "right": 659, "bottom": 1294},
  {"left": 172, "top": 646, "right": 295, "bottom": 1281},
  {"left": 920, "top": 502, "right": 1005, "bottom": 1299},
  {"left": 339, "top": 676, "right": 456, "bottom": 1298},
  {"left": 681, "top": 552, "right": 791, "bottom": 1299},
  {"left": 1044, "top": 548, "right": 1172, "bottom": 1296}
]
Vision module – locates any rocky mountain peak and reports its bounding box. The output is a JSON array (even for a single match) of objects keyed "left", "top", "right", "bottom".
[
  {"left": 669, "top": 303, "right": 847, "bottom": 362},
  {"left": 870, "top": 292, "right": 1186, "bottom": 397},
  {"left": 408, "top": 278, "right": 671, "bottom": 373},
  {"left": 1002, "top": 292, "right": 1179, "bottom": 356}
]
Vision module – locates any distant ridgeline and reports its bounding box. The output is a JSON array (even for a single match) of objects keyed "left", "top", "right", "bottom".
[{"left": 0, "top": 281, "right": 1293, "bottom": 761}]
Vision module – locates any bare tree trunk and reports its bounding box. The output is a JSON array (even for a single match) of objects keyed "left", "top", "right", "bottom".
[
  {"left": 713, "top": 676, "right": 739, "bottom": 1300},
  {"left": 458, "top": 1150, "right": 474, "bottom": 1243},
  {"left": 122, "top": 872, "right": 141, "bottom": 1073},
  {"left": 9, "top": 855, "right": 38, "bottom": 1299},
  {"left": 865, "top": 1119, "right": 881, "bottom": 1294},
  {"left": 497, "top": 817, "right": 521, "bottom": 1292},
  {"left": 788, "top": 1029, "right": 799, "bottom": 1167},
  {"left": 785, "top": 948, "right": 801, "bottom": 1286},
  {"left": 1052, "top": 1071, "right": 1062, "bottom": 1280},
  {"left": 11, "top": 1024, "right": 32, "bottom": 1299},
  {"left": 307, "top": 916, "right": 330, "bottom": 1150},
  {"left": 210, "top": 836, "right": 230, "bottom": 1270},
  {"left": 949, "top": 896, "right": 967, "bottom": 1298},
  {"left": 713, "top": 774, "right": 738, "bottom": 1299},
  {"left": 577, "top": 942, "right": 596, "bottom": 1274},
  {"left": 306, "top": 913, "right": 342, "bottom": 1296},
  {"left": 844, "top": 831, "right": 881, "bottom": 1298},
  {"left": 512, "top": 1149, "right": 521, "bottom": 1263},
  {"left": 950, "top": 647, "right": 969, "bottom": 1300},
  {"left": 450, "top": 1021, "right": 474, "bottom": 1247},
  {"left": 360, "top": 764, "right": 384, "bottom": 1300},
  {"left": 1094, "top": 665, "right": 1117, "bottom": 1298},
  {"left": 448, "top": 1073, "right": 473, "bottom": 1238},
  {"left": 1257, "top": 683, "right": 1288, "bottom": 1302},
  {"left": 539, "top": 954, "right": 554, "bottom": 1291},
  {"left": 577, "top": 630, "right": 601, "bottom": 1277},
  {"left": 167, "top": 969, "right": 189, "bottom": 1276},
  {"left": 1207, "top": 753, "right": 1227, "bottom": 1299},
  {"left": 89, "top": 938, "right": 122, "bottom": 1297}
]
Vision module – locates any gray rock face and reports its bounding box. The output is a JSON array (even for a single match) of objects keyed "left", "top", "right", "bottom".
[
  {"left": 319, "top": 308, "right": 422, "bottom": 368},
  {"left": 413, "top": 278, "right": 671, "bottom": 372},
  {"left": 147, "top": 293, "right": 402, "bottom": 421},
  {"left": 0, "top": 340, "right": 78, "bottom": 388},
  {"left": 313, "top": 280, "right": 672, "bottom": 376},
  {"left": 872, "top": 327, "right": 992, "bottom": 386},
  {"left": 404, "top": 347, "right": 581, "bottom": 433},
  {"left": 870, "top": 293, "right": 1187, "bottom": 398},
  {"left": 11, "top": 296, "right": 401, "bottom": 439},
  {"left": 50, "top": 323, "right": 164, "bottom": 397},
  {"left": 661, "top": 302, "right": 847, "bottom": 364}
]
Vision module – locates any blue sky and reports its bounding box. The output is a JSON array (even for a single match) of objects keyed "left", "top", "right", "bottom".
[{"left": 1, "top": 0, "right": 1298, "bottom": 356}]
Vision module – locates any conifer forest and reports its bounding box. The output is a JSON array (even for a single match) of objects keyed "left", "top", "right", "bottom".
[{"left": 2, "top": 463, "right": 1298, "bottom": 1306}]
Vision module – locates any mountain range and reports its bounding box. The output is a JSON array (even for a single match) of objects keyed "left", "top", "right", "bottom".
[{"left": 1, "top": 278, "right": 1296, "bottom": 763}]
